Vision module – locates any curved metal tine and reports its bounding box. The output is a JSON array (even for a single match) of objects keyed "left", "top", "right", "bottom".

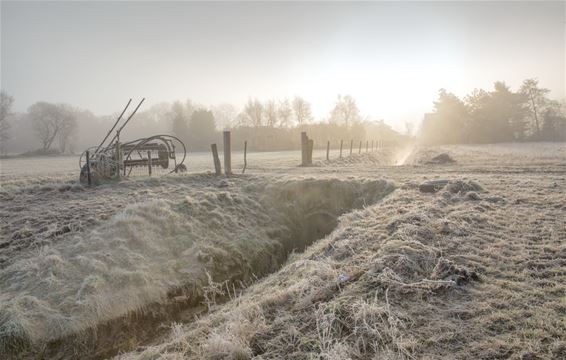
[
  {"left": 94, "top": 99, "right": 132, "bottom": 155},
  {"left": 111, "top": 98, "right": 146, "bottom": 141}
]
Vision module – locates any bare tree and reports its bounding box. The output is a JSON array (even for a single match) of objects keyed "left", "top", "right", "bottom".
[
  {"left": 278, "top": 98, "right": 293, "bottom": 128},
  {"left": 211, "top": 103, "right": 237, "bottom": 130},
  {"left": 520, "top": 78, "right": 550, "bottom": 136},
  {"left": 264, "top": 100, "right": 278, "bottom": 127},
  {"left": 292, "top": 96, "right": 313, "bottom": 125},
  {"left": 57, "top": 105, "right": 78, "bottom": 153},
  {"left": 0, "top": 91, "right": 14, "bottom": 155},
  {"left": 329, "top": 95, "right": 362, "bottom": 127},
  {"left": 243, "top": 98, "right": 263, "bottom": 127},
  {"left": 29, "top": 102, "right": 77, "bottom": 152}
]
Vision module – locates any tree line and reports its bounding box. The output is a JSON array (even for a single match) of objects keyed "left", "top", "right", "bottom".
[
  {"left": 8, "top": 78, "right": 561, "bottom": 156},
  {"left": 0, "top": 93, "right": 405, "bottom": 155},
  {"left": 165, "top": 94, "right": 383, "bottom": 150},
  {"left": 421, "top": 79, "right": 566, "bottom": 144}
]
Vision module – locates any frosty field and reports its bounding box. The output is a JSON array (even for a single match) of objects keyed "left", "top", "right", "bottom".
[
  {"left": 0, "top": 148, "right": 364, "bottom": 189},
  {"left": 0, "top": 143, "right": 565, "bottom": 359}
]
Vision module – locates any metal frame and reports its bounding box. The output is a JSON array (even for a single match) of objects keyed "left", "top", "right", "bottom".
[{"left": 79, "top": 99, "right": 187, "bottom": 183}]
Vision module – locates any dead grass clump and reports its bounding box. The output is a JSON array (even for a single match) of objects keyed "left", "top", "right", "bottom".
[
  {"left": 430, "top": 258, "right": 479, "bottom": 285},
  {"left": 386, "top": 212, "right": 432, "bottom": 233},
  {"left": 200, "top": 307, "right": 267, "bottom": 360},
  {"left": 370, "top": 239, "right": 438, "bottom": 282},
  {"left": 419, "top": 179, "right": 484, "bottom": 195},
  {"left": 426, "top": 153, "right": 456, "bottom": 164},
  {"left": 201, "top": 332, "right": 252, "bottom": 360},
  {"left": 0, "top": 306, "right": 33, "bottom": 354},
  {"left": 464, "top": 191, "right": 481, "bottom": 201},
  {"left": 346, "top": 295, "right": 413, "bottom": 357},
  {"left": 445, "top": 179, "right": 484, "bottom": 194}
]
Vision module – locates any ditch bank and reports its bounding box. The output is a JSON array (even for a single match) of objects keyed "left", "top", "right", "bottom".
[{"left": 0, "top": 177, "right": 395, "bottom": 359}]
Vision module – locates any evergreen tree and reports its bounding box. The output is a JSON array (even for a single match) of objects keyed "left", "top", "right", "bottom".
[
  {"left": 171, "top": 101, "right": 189, "bottom": 144},
  {"left": 188, "top": 109, "right": 217, "bottom": 150}
]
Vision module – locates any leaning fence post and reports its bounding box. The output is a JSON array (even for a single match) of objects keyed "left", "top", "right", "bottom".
[
  {"left": 147, "top": 150, "right": 152, "bottom": 176},
  {"left": 85, "top": 150, "right": 92, "bottom": 186},
  {"left": 242, "top": 140, "right": 248, "bottom": 174},
  {"left": 339, "top": 140, "right": 343, "bottom": 158},
  {"left": 211, "top": 144, "right": 221, "bottom": 175},
  {"left": 223, "top": 131, "right": 232, "bottom": 175},
  {"left": 326, "top": 140, "right": 330, "bottom": 161}
]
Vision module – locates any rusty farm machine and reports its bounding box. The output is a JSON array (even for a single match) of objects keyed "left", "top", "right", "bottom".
[{"left": 79, "top": 98, "right": 187, "bottom": 184}]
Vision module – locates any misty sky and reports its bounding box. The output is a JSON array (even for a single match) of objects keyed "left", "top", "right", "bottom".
[{"left": 1, "top": 1, "right": 564, "bottom": 129}]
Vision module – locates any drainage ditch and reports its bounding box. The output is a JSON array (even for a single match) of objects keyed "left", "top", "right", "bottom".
[{"left": 8, "top": 178, "right": 395, "bottom": 359}]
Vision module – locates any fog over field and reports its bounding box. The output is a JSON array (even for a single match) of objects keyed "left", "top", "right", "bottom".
[{"left": 0, "top": 1, "right": 565, "bottom": 360}]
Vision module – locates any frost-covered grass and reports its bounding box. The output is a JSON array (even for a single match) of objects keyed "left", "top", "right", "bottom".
[
  {"left": 1, "top": 142, "right": 565, "bottom": 359},
  {"left": 407, "top": 142, "right": 566, "bottom": 168},
  {"left": 0, "top": 149, "right": 349, "bottom": 188},
  {"left": 0, "top": 174, "right": 394, "bottom": 356},
  {"left": 114, "top": 143, "right": 566, "bottom": 360}
]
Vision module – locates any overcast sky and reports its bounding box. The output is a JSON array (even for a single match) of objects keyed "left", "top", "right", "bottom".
[{"left": 1, "top": 1, "right": 564, "bottom": 129}]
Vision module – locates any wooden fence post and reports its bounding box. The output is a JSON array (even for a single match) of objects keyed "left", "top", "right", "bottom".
[
  {"left": 372, "top": 140, "right": 374, "bottom": 152},
  {"left": 85, "top": 150, "right": 92, "bottom": 186},
  {"left": 301, "top": 132, "right": 308, "bottom": 166},
  {"left": 326, "top": 140, "right": 330, "bottom": 161},
  {"left": 242, "top": 140, "right": 248, "bottom": 174},
  {"left": 211, "top": 144, "right": 221, "bottom": 175},
  {"left": 366, "top": 140, "right": 369, "bottom": 152},
  {"left": 308, "top": 139, "right": 314, "bottom": 165},
  {"left": 339, "top": 140, "right": 343, "bottom": 158},
  {"left": 349, "top": 139, "right": 353, "bottom": 155},
  {"left": 359, "top": 141, "right": 362, "bottom": 154},
  {"left": 223, "top": 131, "right": 232, "bottom": 175},
  {"left": 147, "top": 150, "right": 152, "bottom": 176}
]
